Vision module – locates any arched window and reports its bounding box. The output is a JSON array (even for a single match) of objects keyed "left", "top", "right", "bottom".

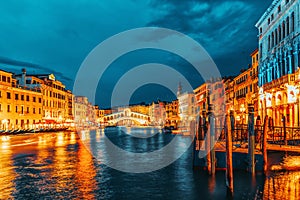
[
  {"left": 291, "top": 12, "right": 295, "bottom": 32},
  {"left": 271, "top": 32, "right": 274, "bottom": 48},
  {"left": 275, "top": 29, "right": 278, "bottom": 45},
  {"left": 286, "top": 17, "right": 290, "bottom": 35},
  {"left": 278, "top": 25, "right": 281, "bottom": 41},
  {"left": 282, "top": 21, "right": 285, "bottom": 38}
]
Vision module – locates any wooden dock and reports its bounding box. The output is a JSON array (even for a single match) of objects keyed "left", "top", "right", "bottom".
[{"left": 196, "top": 140, "right": 300, "bottom": 154}]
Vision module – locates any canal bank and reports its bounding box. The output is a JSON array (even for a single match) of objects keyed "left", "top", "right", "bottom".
[{"left": 0, "top": 128, "right": 299, "bottom": 199}]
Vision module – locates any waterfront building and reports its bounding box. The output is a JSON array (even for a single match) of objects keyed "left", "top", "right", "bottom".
[
  {"left": 209, "top": 78, "right": 226, "bottom": 127},
  {"left": 165, "top": 100, "right": 179, "bottom": 129},
  {"left": 74, "top": 96, "right": 88, "bottom": 127},
  {"left": 129, "top": 103, "right": 150, "bottom": 115},
  {"left": 224, "top": 77, "right": 235, "bottom": 115},
  {"left": 233, "top": 51, "right": 259, "bottom": 124},
  {"left": 66, "top": 90, "right": 75, "bottom": 122},
  {"left": 194, "top": 83, "right": 208, "bottom": 116},
  {"left": 15, "top": 70, "right": 71, "bottom": 124},
  {"left": 149, "top": 101, "right": 166, "bottom": 126},
  {"left": 0, "top": 69, "right": 43, "bottom": 130},
  {"left": 177, "top": 92, "right": 196, "bottom": 130},
  {"left": 256, "top": 0, "right": 300, "bottom": 126}
]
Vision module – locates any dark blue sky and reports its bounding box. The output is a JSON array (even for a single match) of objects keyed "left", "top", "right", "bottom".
[{"left": 0, "top": 0, "right": 273, "bottom": 108}]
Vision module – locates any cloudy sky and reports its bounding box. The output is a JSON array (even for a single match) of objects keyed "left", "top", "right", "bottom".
[{"left": 0, "top": 0, "right": 273, "bottom": 107}]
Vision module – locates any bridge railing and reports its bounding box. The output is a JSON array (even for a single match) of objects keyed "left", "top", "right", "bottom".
[
  {"left": 267, "top": 126, "right": 300, "bottom": 146},
  {"left": 197, "top": 123, "right": 300, "bottom": 147}
]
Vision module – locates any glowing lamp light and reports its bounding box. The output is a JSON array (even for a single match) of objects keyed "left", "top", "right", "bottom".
[
  {"left": 266, "top": 93, "right": 272, "bottom": 107},
  {"left": 286, "top": 84, "right": 299, "bottom": 103}
]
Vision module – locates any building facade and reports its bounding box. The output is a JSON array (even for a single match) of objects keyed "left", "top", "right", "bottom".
[
  {"left": 0, "top": 69, "right": 43, "bottom": 130},
  {"left": 149, "top": 101, "right": 166, "bottom": 126},
  {"left": 15, "top": 70, "right": 71, "bottom": 123},
  {"left": 165, "top": 100, "right": 179, "bottom": 129},
  {"left": 256, "top": 0, "right": 300, "bottom": 126},
  {"left": 177, "top": 92, "right": 196, "bottom": 129},
  {"left": 74, "top": 96, "right": 88, "bottom": 127}
]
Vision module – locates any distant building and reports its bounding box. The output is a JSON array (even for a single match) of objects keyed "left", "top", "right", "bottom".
[
  {"left": 194, "top": 83, "right": 208, "bottom": 115},
  {"left": 165, "top": 100, "right": 179, "bottom": 129},
  {"left": 74, "top": 96, "right": 88, "bottom": 127},
  {"left": 177, "top": 92, "right": 196, "bottom": 130},
  {"left": 149, "top": 101, "right": 166, "bottom": 126}
]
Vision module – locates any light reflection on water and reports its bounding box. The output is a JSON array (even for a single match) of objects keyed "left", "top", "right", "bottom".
[{"left": 0, "top": 129, "right": 299, "bottom": 199}]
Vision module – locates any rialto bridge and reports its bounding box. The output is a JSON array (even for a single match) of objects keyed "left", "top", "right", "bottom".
[{"left": 101, "top": 108, "right": 151, "bottom": 126}]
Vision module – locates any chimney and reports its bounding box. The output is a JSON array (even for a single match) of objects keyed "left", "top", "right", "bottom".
[{"left": 21, "top": 68, "right": 26, "bottom": 87}]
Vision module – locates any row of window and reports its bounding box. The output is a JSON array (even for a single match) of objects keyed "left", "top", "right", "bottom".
[
  {"left": 0, "top": 75, "right": 11, "bottom": 83},
  {"left": 43, "top": 90, "right": 66, "bottom": 100},
  {"left": 43, "top": 100, "right": 66, "bottom": 108},
  {"left": 235, "top": 74, "right": 248, "bottom": 85},
  {"left": 0, "top": 104, "right": 41, "bottom": 114},
  {"left": 265, "top": 0, "right": 291, "bottom": 27},
  {"left": 235, "top": 83, "right": 259, "bottom": 98},
  {"left": 260, "top": 50, "right": 300, "bottom": 85},
  {"left": 1, "top": 91, "right": 42, "bottom": 103},
  {"left": 267, "top": 12, "right": 295, "bottom": 51}
]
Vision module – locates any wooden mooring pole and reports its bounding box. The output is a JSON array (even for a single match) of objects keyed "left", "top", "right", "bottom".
[
  {"left": 263, "top": 115, "right": 268, "bottom": 174},
  {"left": 248, "top": 104, "right": 255, "bottom": 174},
  {"left": 283, "top": 115, "right": 287, "bottom": 145},
  {"left": 225, "top": 112, "right": 234, "bottom": 195},
  {"left": 204, "top": 110, "right": 211, "bottom": 174},
  {"left": 208, "top": 104, "right": 216, "bottom": 176}
]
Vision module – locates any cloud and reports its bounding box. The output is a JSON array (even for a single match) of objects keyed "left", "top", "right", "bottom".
[
  {"left": 0, "top": 56, "right": 73, "bottom": 87},
  {"left": 148, "top": 0, "right": 273, "bottom": 74}
]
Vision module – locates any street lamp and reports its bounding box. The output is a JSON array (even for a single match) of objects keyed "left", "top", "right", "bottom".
[{"left": 240, "top": 104, "right": 246, "bottom": 124}]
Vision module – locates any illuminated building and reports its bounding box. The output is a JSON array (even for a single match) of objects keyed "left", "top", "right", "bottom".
[
  {"left": 74, "top": 96, "right": 96, "bottom": 127},
  {"left": 149, "top": 101, "right": 166, "bottom": 126},
  {"left": 256, "top": 0, "right": 300, "bottom": 126},
  {"left": 224, "top": 77, "right": 235, "bottom": 115},
  {"left": 165, "top": 100, "right": 179, "bottom": 128},
  {"left": 209, "top": 78, "right": 225, "bottom": 126},
  {"left": 232, "top": 50, "right": 260, "bottom": 124},
  {"left": 194, "top": 83, "right": 208, "bottom": 115},
  {"left": 129, "top": 104, "right": 150, "bottom": 115},
  {"left": 177, "top": 92, "right": 196, "bottom": 130},
  {"left": 0, "top": 69, "right": 43, "bottom": 130},
  {"left": 15, "top": 70, "right": 71, "bottom": 123},
  {"left": 66, "top": 90, "right": 75, "bottom": 122}
]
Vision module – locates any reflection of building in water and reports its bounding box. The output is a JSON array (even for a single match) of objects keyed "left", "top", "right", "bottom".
[
  {"left": 0, "top": 137, "right": 16, "bottom": 199},
  {"left": 76, "top": 140, "right": 97, "bottom": 199},
  {"left": 264, "top": 171, "right": 300, "bottom": 199},
  {"left": 52, "top": 132, "right": 77, "bottom": 193}
]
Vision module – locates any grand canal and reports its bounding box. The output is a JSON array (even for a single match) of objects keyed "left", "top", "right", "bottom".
[{"left": 0, "top": 127, "right": 300, "bottom": 199}]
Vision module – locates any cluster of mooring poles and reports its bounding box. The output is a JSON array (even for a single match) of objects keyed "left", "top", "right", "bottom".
[{"left": 194, "top": 103, "right": 270, "bottom": 197}]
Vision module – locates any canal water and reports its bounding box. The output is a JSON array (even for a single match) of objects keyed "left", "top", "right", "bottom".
[{"left": 0, "top": 127, "right": 299, "bottom": 199}]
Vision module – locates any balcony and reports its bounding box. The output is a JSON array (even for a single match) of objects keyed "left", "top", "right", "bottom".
[{"left": 263, "top": 74, "right": 295, "bottom": 91}]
